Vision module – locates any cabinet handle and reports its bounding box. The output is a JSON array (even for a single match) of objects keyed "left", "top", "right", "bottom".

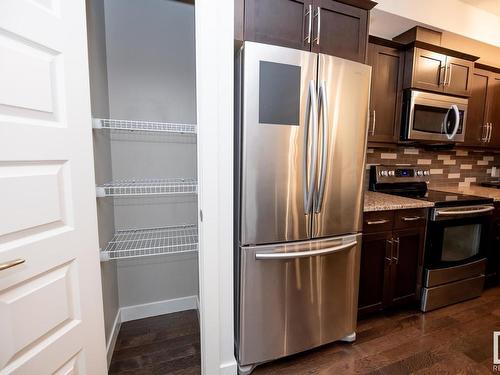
[
  {"left": 402, "top": 216, "right": 423, "bottom": 222},
  {"left": 372, "top": 110, "right": 376, "bottom": 135},
  {"left": 0, "top": 258, "right": 25, "bottom": 271},
  {"left": 446, "top": 65, "right": 452, "bottom": 86},
  {"left": 313, "top": 6, "right": 321, "bottom": 46},
  {"left": 392, "top": 238, "right": 400, "bottom": 264},
  {"left": 366, "top": 219, "right": 389, "bottom": 225},
  {"left": 385, "top": 239, "right": 393, "bottom": 264},
  {"left": 488, "top": 123, "right": 493, "bottom": 143},
  {"left": 481, "top": 123, "right": 488, "bottom": 143},
  {"left": 440, "top": 65, "right": 448, "bottom": 86},
  {"left": 304, "top": 5, "right": 312, "bottom": 44}
]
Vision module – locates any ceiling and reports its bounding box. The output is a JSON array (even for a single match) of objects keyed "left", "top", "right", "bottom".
[{"left": 460, "top": 0, "right": 500, "bottom": 17}]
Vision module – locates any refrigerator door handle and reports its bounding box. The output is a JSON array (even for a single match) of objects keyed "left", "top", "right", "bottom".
[
  {"left": 314, "top": 80, "right": 328, "bottom": 213},
  {"left": 303, "top": 80, "right": 318, "bottom": 214},
  {"left": 255, "top": 240, "right": 357, "bottom": 260}
]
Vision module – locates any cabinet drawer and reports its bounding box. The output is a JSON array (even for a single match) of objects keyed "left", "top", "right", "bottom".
[
  {"left": 394, "top": 209, "right": 428, "bottom": 229},
  {"left": 363, "top": 211, "right": 394, "bottom": 233}
]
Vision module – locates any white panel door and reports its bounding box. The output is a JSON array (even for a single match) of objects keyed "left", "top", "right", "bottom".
[{"left": 0, "top": 0, "right": 107, "bottom": 374}]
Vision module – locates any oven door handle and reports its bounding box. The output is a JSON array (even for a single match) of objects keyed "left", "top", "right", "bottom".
[
  {"left": 436, "top": 206, "right": 494, "bottom": 216},
  {"left": 445, "top": 104, "right": 460, "bottom": 140},
  {"left": 255, "top": 240, "right": 357, "bottom": 260}
]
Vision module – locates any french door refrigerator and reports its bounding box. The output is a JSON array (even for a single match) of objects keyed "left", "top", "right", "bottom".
[{"left": 235, "top": 41, "right": 371, "bottom": 373}]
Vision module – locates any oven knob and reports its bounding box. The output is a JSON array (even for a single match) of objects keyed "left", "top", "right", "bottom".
[
  {"left": 381, "top": 170, "right": 389, "bottom": 177},
  {"left": 417, "top": 170, "right": 424, "bottom": 177},
  {"left": 388, "top": 170, "right": 395, "bottom": 176}
]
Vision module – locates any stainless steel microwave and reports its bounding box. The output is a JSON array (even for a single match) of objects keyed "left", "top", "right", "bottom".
[{"left": 401, "top": 90, "right": 468, "bottom": 143}]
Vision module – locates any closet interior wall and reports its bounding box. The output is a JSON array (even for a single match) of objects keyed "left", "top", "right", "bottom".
[
  {"left": 86, "top": 0, "right": 118, "bottom": 342},
  {"left": 86, "top": 0, "right": 198, "bottom": 346},
  {"left": 105, "top": 0, "right": 198, "bottom": 311}
]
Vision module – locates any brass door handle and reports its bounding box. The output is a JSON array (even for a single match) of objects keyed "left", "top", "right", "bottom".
[{"left": 0, "top": 259, "right": 25, "bottom": 271}]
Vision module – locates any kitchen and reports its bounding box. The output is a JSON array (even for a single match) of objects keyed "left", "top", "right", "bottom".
[{"left": 1, "top": 0, "right": 500, "bottom": 374}]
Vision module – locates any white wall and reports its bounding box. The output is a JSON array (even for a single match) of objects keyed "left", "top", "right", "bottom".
[
  {"left": 371, "top": 0, "right": 500, "bottom": 47},
  {"left": 104, "top": 0, "right": 199, "bottom": 309},
  {"left": 85, "top": 0, "right": 119, "bottom": 345}
]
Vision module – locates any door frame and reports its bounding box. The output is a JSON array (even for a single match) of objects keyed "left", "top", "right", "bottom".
[{"left": 195, "top": 0, "right": 237, "bottom": 373}]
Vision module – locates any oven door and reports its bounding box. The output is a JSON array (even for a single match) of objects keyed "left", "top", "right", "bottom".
[
  {"left": 425, "top": 207, "right": 493, "bottom": 268},
  {"left": 404, "top": 90, "right": 468, "bottom": 142}
]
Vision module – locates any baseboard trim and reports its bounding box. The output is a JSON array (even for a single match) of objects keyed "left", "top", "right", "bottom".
[
  {"left": 120, "top": 295, "right": 198, "bottom": 322},
  {"left": 220, "top": 359, "right": 238, "bottom": 375},
  {"left": 106, "top": 309, "right": 122, "bottom": 367}
]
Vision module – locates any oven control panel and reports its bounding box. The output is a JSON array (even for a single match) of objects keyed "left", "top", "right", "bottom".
[{"left": 371, "top": 165, "right": 430, "bottom": 183}]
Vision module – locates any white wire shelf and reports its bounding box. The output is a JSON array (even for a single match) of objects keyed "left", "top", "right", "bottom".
[
  {"left": 96, "top": 178, "right": 198, "bottom": 197},
  {"left": 100, "top": 224, "right": 198, "bottom": 261},
  {"left": 92, "top": 118, "right": 197, "bottom": 134}
]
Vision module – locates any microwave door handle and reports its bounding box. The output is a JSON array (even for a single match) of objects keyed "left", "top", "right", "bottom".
[
  {"left": 446, "top": 104, "right": 460, "bottom": 140},
  {"left": 303, "top": 80, "right": 318, "bottom": 215},
  {"left": 314, "top": 81, "right": 328, "bottom": 213}
]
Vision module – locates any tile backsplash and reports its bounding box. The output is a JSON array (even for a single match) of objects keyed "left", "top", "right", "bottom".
[{"left": 366, "top": 147, "right": 500, "bottom": 189}]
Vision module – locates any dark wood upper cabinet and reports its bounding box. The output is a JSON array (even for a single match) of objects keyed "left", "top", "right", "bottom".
[
  {"left": 406, "top": 48, "right": 447, "bottom": 92},
  {"left": 488, "top": 76, "right": 500, "bottom": 148},
  {"left": 444, "top": 56, "right": 473, "bottom": 97},
  {"left": 464, "top": 66, "right": 500, "bottom": 149},
  {"left": 311, "top": 0, "right": 369, "bottom": 62},
  {"left": 241, "top": 0, "right": 376, "bottom": 63},
  {"left": 367, "top": 39, "right": 404, "bottom": 143},
  {"left": 404, "top": 46, "right": 476, "bottom": 97},
  {"left": 465, "top": 70, "right": 491, "bottom": 146},
  {"left": 243, "top": 0, "right": 312, "bottom": 51}
]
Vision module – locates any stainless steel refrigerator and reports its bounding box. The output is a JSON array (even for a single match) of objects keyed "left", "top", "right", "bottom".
[{"left": 235, "top": 41, "right": 371, "bottom": 374}]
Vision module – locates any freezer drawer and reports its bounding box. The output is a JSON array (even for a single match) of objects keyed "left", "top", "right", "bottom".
[{"left": 237, "top": 234, "right": 361, "bottom": 366}]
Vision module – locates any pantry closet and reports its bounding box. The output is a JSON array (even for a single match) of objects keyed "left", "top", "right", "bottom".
[{"left": 86, "top": 0, "right": 199, "bottom": 365}]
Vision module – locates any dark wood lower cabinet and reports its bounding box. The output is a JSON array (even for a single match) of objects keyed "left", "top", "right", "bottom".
[
  {"left": 358, "top": 232, "right": 391, "bottom": 315},
  {"left": 390, "top": 227, "right": 425, "bottom": 306},
  {"left": 358, "top": 210, "right": 427, "bottom": 318},
  {"left": 486, "top": 203, "right": 500, "bottom": 287}
]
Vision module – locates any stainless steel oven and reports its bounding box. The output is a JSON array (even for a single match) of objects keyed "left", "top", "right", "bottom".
[
  {"left": 421, "top": 204, "right": 494, "bottom": 311},
  {"left": 401, "top": 89, "right": 468, "bottom": 143}
]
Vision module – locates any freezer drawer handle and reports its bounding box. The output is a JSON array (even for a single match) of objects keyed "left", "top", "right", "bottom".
[{"left": 255, "top": 240, "right": 357, "bottom": 260}]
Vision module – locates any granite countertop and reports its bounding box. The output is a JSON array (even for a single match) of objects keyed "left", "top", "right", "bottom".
[
  {"left": 433, "top": 185, "right": 500, "bottom": 202},
  {"left": 364, "top": 191, "right": 435, "bottom": 212}
]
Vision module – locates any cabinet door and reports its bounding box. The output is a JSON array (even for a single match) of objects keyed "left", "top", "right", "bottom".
[
  {"left": 390, "top": 227, "right": 425, "bottom": 306},
  {"left": 244, "top": 0, "right": 313, "bottom": 51},
  {"left": 358, "top": 232, "right": 392, "bottom": 316},
  {"left": 464, "top": 69, "right": 490, "bottom": 146},
  {"left": 367, "top": 43, "right": 404, "bottom": 142},
  {"left": 487, "top": 75, "right": 500, "bottom": 148},
  {"left": 444, "top": 57, "right": 473, "bottom": 97},
  {"left": 312, "top": 0, "right": 369, "bottom": 63},
  {"left": 409, "top": 48, "right": 446, "bottom": 92},
  {"left": 486, "top": 215, "right": 500, "bottom": 287}
]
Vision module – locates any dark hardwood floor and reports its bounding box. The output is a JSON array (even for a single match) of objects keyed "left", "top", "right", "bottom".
[
  {"left": 109, "top": 310, "right": 200, "bottom": 375},
  {"left": 110, "top": 287, "right": 500, "bottom": 374}
]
